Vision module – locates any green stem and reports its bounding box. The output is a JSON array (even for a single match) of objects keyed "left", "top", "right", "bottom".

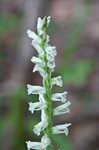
[
  {"left": 42, "top": 44, "right": 52, "bottom": 150},
  {"left": 43, "top": 72, "right": 52, "bottom": 150},
  {"left": 40, "top": 17, "right": 53, "bottom": 150}
]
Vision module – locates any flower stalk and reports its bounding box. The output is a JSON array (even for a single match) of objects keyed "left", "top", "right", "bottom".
[{"left": 26, "top": 16, "right": 71, "bottom": 150}]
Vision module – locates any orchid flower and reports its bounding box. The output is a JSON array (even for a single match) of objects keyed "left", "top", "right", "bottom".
[{"left": 26, "top": 16, "right": 71, "bottom": 150}]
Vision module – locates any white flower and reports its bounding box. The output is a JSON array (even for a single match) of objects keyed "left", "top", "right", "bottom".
[
  {"left": 33, "top": 64, "right": 47, "bottom": 78},
  {"left": 27, "top": 84, "right": 45, "bottom": 95},
  {"left": 37, "top": 17, "right": 45, "bottom": 35},
  {"left": 33, "top": 121, "right": 45, "bottom": 136},
  {"left": 52, "top": 123, "right": 71, "bottom": 136},
  {"left": 26, "top": 135, "right": 50, "bottom": 150},
  {"left": 41, "top": 134, "right": 51, "bottom": 148},
  {"left": 39, "top": 94, "right": 46, "bottom": 103},
  {"left": 33, "top": 109, "right": 48, "bottom": 136},
  {"left": 33, "top": 120, "right": 48, "bottom": 136},
  {"left": 41, "top": 109, "right": 48, "bottom": 122},
  {"left": 27, "top": 29, "right": 41, "bottom": 44},
  {"left": 53, "top": 101, "right": 71, "bottom": 116},
  {"left": 46, "top": 53, "right": 54, "bottom": 62},
  {"left": 46, "top": 46, "right": 56, "bottom": 68},
  {"left": 47, "top": 16, "right": 51, "bottom": 27},
  {"left": 32, "top": 40, "right": 44, "bottom": 56},
  {"left": 31, "top": 57, "right": 45, "bottom": 71},
  {"left": 26, "top": 141, "right": 44, "bottom": 150},
  {"left": 51, "top": 76, "right": 63, "bottom": 87},
  {"left": 46, "top": 35, "right": 50, "bottom": 43},
  {"left": 46, "top": 46, "right": 57, "bottom": 60},
  {"left": 37, "top": 16, "right": 51, "bottom": 36},
  {"left": 31, "top": 56, "right": 42, "bottom": 64},
  {"left": 47, "top": 61, "right": 55, "bottom": 70},
  {"left": 52, "top": 92, "right": 67, "bottom": 102},
  {"left": 37, "top": 17, "right": 43, "bottom": 29},
  {"left": 28, "top": 102, "right": 46, "bottom": 114}
]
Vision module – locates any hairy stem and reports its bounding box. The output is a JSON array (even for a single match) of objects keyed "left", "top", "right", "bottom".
[
  {"left": 43, "top": 73, "right": 52, "bottom": 150},
  {"left": 42, "top": 27, "right": 53, "bottom": 149}
]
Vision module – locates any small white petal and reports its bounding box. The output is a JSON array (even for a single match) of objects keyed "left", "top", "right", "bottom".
[
  {"left": 46, "top": 46, "right": 57, "bottom": 57},
  {"left": 37, "top": 16, "right": 51, "bottom": 35},
  {"left": 46, "top": 46, "right": 56, "bottom": 70},
  {"left": 33, "top": 121, "right": 44, "bottom": 136},
  {"left": 54, "top": 101, "right": 71, "bottom": 116},
  {"left": 46, "top": 53, "right": 54, "bottom": 62},
  {"left": 39, "top": 94, "right": 46, "bottom": 103},
  {"left": 31, "top": 56, "right": 45, "bottom": 68},
  {"left": 33, "top": 64, "right": 47, "bottom": 78},
  {"left": 26, "top": 134, "right": 50, "bottom": 150},
  {"left": 27, "top": 29, "right": 41, "bottom": 43},
  {"left": 47, "top": 61, "right": 55, "bottom": 70},
  {"left": 47, "top": 16, "right": 51, "bottom": 26},
  {"left": 41, "top": 134, "right": 51, "bottom": 148},
  {"left": 27, "top": 84, "right": 45, "bottom": 95},
  {"left": 33, "top": 121, "right": 48, "bottom": 136},
  {"left": 51, "top": 76, "right": 63, "bottom": 87},
  {"left": 33, "top": 109, "right": 48, "bottom": 136},
  {"left": 41, "top": 109, "right": 48, "bottom": 122},
  {"left": 28, "top": 102, "right": 46, "bottom": 114},
  {"left": 52, "top": 92, "right": 67, "bottom": 102},
  {"left": 32, "top": 40, "right": 44, "bottom": 55},
  {"left": 46, "top": 35, "right": 50, "bottom": 43},
  {"left": 26, "top": 141, "right": 44, "bottom": 150},
  {"left": 31, "top": 57, "right": 45, "bottom": 72},
  {"left": 52, "top": 123, "right": 71, "bottom": 136},
  {"left": 37, "top": 17, "right": 43, "bottom": 29},
  {"left": 27, "top": 29, "right": 35, "bottom": 39},
  {"left": 31, "top": 56, "right": 42, "bottom": 64},
  {"left": 37, "top": 17, "right": 45, "bottom": 35}
]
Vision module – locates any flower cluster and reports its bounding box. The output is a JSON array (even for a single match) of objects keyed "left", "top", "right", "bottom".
[{"left": 26, "top": 16, "right": 71, "bottom": 150}]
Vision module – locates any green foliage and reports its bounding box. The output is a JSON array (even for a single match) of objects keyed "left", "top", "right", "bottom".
[
  {"left": 63, "top": 18, "right": 86, "bottom": 62},
  {"left": 0, "top": 118, "right": 11, "bottom": 137},
  {"left": 59, "top": 8, "right": 93, "bottom": 87},
  {"left": 62, "top": 61, "right": 92, "bottom": 86},
  {"left": 0, "top": 53, "right": 5, "bottom": 64},
  {"left": 51, "top": 135, "right": 74, "bottom": 150},
  {"left": 0, "top": 14, "right": 22, "bottom": 38},
  {"left": 47, "top": 22, "right": 60, "bottom": 36},
  {"left": 25, "top": 93, "right": 39, "bottom": 103},
  {"left": 25, "top": 117, "right": 38, "bottom": 133},
  {"left": 84, "top": 0, "right": 93, "bottom": 5}
]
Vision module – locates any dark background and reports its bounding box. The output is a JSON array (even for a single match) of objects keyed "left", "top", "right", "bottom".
[{"left": 0, "top": 0, "right": 99, "bottom": 150}]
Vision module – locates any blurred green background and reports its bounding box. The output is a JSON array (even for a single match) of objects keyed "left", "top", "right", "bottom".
[{"left": 0, "top": 0, "right": 99, "bottom": 150}]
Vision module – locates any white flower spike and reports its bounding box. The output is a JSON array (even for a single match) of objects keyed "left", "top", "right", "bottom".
[{"left": 26, "top": 16, "right": 71, "bottom": 150}]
